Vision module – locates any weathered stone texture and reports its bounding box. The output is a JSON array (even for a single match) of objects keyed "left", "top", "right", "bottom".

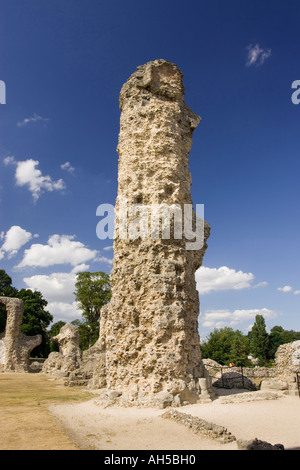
[
  {"left": 42, "top": 324, "right": 82, "bottom": 377},
  {"left": 0, "top": 296, "right": 41, "bottom": 372},
  {"left": 275, "top": 340, "right": 300, "bottom": 376},
  {"left": 260, "top": 340, "right": 300, "bottom": 395},
  {"left": 91, "top": 60, "right": 211, "bottom": 405}
]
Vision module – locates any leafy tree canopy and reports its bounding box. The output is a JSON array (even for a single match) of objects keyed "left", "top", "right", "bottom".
[{"left": 74, "top": 271, "right": 111, "bottom": 349}]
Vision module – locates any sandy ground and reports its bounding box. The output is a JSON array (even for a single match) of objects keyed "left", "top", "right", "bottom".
[{"left": 49, "top": 389, "right": 300, "bottom": 451}]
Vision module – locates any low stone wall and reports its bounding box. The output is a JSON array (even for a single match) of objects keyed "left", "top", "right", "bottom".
[
  {"left": 162, "top": 410, "right": 284, "bottom": 450},
  {"left": 203, "top": 359, "right": 277, "bottom": 386},
  {"left": 234, "top": 367, "right": 277, "bottom": 379},
  {"left": 161, "top": 409, "right": 236, "bottom": 443},
  {"left": 203, "top": 342, "right": 300, "bottom": 396}
]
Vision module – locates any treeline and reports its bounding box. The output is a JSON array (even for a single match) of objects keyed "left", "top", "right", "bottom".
[
  {"left": 201, "top": 314, "right": 300, "bottom": 367},
  {"left": 2, "top": 268, "right": 299, "bottom": 365}
]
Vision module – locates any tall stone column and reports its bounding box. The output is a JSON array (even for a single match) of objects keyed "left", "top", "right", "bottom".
[{"left": 93, "top": 60, "right": 211, "bottom": 406}]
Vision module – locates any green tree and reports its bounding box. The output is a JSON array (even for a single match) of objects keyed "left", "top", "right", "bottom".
[
  {"left": 48, "top": 321, "right": 66, "bottom": 352},
  {"left": 201, "top": 327, "right": 252, "bottom": 366},
  {"left": 249, "top": 315, "right": 269, "bottom": 365},
  {"left": 268, "top": 325, "right": 300, "bottom": 358},
  {"left": 71, "top": 319, "right": 94, "bottom": 351},
  {"left": 74, "top": 271, "right": 111, "bottom": 349},
  {"left": 230, "top": 330, "right": 251, "bottom": 366},
  {"left": 17, "top": 289, "right": 53, "bottom": 357}
]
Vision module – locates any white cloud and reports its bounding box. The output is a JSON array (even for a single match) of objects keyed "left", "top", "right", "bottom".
[
  {"left": 246, "top": 43, "right": 271, "bottom": 67},
  {"left": 17, "top": 113, "right": 49, "bottom": 127},
  {"left": 294, "top": 290, "right": 300, "bottom": 295},
  {"left": 200, "top": 307, "right": 277, "bottom": 330},
  {"left": 95, "top": 255, "right": 113, "bottom": 266},
  {"left": 3, "top": 156, "right": 16, "bottom": 166},
  {"left": 61, "top": 161, "right": 75, "bottom": 174},
  {"left": 17, "top": 234, "right": 98, "bottom": 269},
  {"left": 23, "top": 265, "right": 91, "bottom": 323},
  {"left": 103, "top": 245, "right": 114, "bottom": 251},
  {"left": 277, "top": 285, "right": 293, "bottom": 293},
  {"left": 47, "top": 301, "right": 80, "bottom": 323},
  {"left": 195, "top": 266, "right": 255, "bottom": 294},
  {"left": 24, "top": 271, "right": 75, "bottom": 303},
  {"left": 0, "top": 225, "right": 33, "bottom": 259},
  {"left": 14, "top": 159, "right": 66, "bottom": 201},
  {"left": 253, "top": 281, "right": 268, "bottom": 288}
]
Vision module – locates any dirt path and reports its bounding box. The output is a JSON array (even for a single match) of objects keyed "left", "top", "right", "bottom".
[
  {"left": 49, "top": 391, "right": 300, "bottom": 451},
  {"left": 49, "top": 400, "right": 237, "bottom": 450}
]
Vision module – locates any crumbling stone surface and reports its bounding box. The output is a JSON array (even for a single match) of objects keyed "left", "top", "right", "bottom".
[
  {"left": 237, "top": 438, "right": 284, "bottom": 451},
  {"left": 42, "top": 323, "right": 104, "bottom": 385},
  {"left": 260, "top": 341, "right": 300, "bottom": 395},
  {"left": 42, "top": 324, "right": 82, "bottom": 377},
  {"left": 66, "top": 341, "right": 103, "bottom": 386},
  {"left": 0, "top": 296, "right": 41, "bottom": 372},
  {"left": 91, "top": 59, "right": 211, "bottom": 406},
  {"left": 275, "top": 340, "right": 300, "bottom": 376}
]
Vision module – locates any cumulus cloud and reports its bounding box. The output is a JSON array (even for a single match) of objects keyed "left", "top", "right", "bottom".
[
  {"left": 24, "top": 269, "right": 78, "bottom": 303},
  {"left": 47, "top": 301, "right": 80, "bottom": 323},
  {"left": 17, "top": 113, "right": 49, "bottom": 127},
  {"left": 23, "top": 265, "right": 91, "bottom": 323},
  {"left": 200, "top": 307, "right": 277, "bottom": 330},
  {"left": 4, "top": 156, "right": 66, "bottom": 201},
  {"left": 0, "top": 225, "right": 33, "bottom": 259},
  {"left": 253, "top": 281, "right": 268, "bottom": 288},
  {"left": 24, "top": 264, "right": 89, "bottom": 294},
  {"left": 17, "top": 234, "right": 98, "bottom": 269},
  {"left": 195, "top": 266, "right": 256, "bottom": 294},
  {"left": 277, "top": 285, "right": 293, "bottom": 293},
  {"left": 246, "top": 43, "right": 271, "bottom": 67},
  {"left": 61, "top": 161, "right": 75, "bottom": 174},
  {"left": 294, "top": 290, "right": 300, "bottom": 295},
  {"left": 95, "top": 255, "right": 113, "bottom": 266},
  {"left": 14, "top": 159, "right": 66, "bottom": 201}
]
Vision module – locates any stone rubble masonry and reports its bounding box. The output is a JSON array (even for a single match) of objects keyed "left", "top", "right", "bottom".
[
  {"left": 275, "top": 340, "right": 300, "bottom": 377},
  {"left": 42, "top": 324, "right": 82, "bottom": 377},
  {"left": 0, "top": 296, "right": 42, "bottom": 372},
  {"left": 260, "top": 340, "right": 300, "bottom": 395},
  {"left": 90, "top": 59, "right": 212, "bottom": 406},
  {"left": 42, "top": 323, "right": 102, "bottom": 384},
  {"left": 161, "top": 409, "right": 236, "bottom": 443}
]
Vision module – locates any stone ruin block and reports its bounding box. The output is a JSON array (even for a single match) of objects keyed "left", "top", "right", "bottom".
[
  {"left": 0, "top": 296, "right": 42, "bottom": 372},
  {"left": 260, "top": 340, "right": 300, "bottom": 395},
  {"left": 42, "top": 323, "right": 100, "bottom": 384},
  {"left": 42, "top": 323, "right": 82, "bottom": 377}
]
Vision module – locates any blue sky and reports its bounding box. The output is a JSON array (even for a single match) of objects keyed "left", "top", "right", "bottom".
[{"left": 0, "top": 0, "right": 300, "bottom": 339}]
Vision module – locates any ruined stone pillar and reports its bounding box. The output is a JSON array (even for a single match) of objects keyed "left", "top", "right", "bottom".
[
  {"left": 0, "top": 296, "right": 42, "bottom": 372},
  {"left": 93, "top": 60, "right": 211, "bottom": 406}
]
